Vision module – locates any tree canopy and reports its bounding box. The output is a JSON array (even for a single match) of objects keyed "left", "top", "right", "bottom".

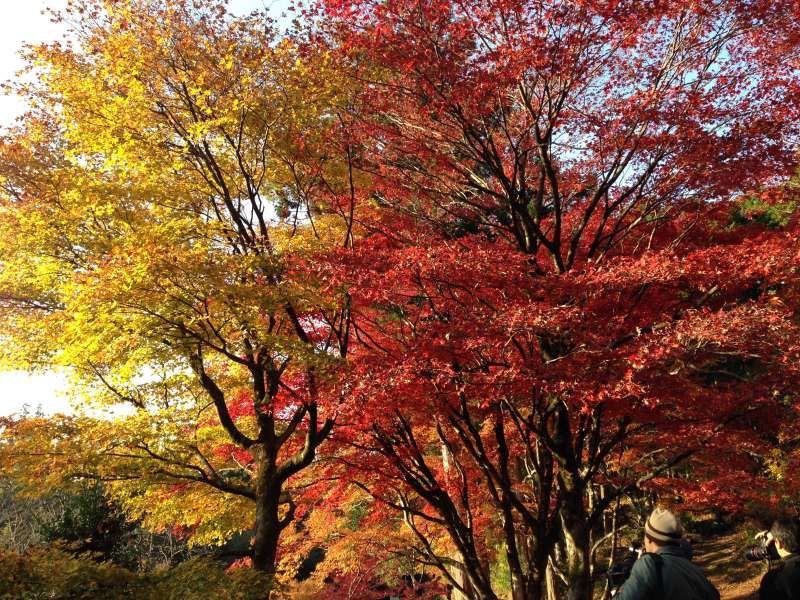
[{"left": 1, "top": 1, "right": 799, "bottom": 598}]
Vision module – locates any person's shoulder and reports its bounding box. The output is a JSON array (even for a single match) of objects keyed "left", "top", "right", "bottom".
[
  {"left": 659, "top": 548, "right": 719, "bottom": 599},
  {"left": 759, "top": 565, "right": 779, "bottom": 586},
  {"left": 783, "top": 554, "right": 800, "bottom": 569},
  {"left": 640, "top": 551, "right": 664, "bottom": 563},
  {"left": 759, "top": 564, "right": 787, "bottom": 599},
  {"left": 655, "top": 547, "right": 690, "bottom": 570},
  {"left": 636, "top": 552, "right": 663, "bottom": 569},
  {"left": 775, "top": 555, "right": 800, "bottom": 594},
  {"left": 771, "top": 554, "right": 800, "bottom": 578},
  {"left": 615, "top": 553, "right": 660, "bottom": 600},
  {"left": 629, "top": 552, "right": 662, "bottom": 581}
]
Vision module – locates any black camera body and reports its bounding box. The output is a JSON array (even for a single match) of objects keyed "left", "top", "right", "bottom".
[
  {"left": 607, "top": 542, "right": 642, "bottom": 589},
  {"left": 745, "top": 537, "right": 781, "bottom": 562}
]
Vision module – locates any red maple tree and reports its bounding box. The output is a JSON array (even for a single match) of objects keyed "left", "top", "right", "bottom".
[{"left": 310, "top": 1, "right": 800, "bottom": 598}]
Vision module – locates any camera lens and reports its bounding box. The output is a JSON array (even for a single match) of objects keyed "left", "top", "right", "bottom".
[{"left": 745, "top": 546, "right": 768, "bottom": 562}]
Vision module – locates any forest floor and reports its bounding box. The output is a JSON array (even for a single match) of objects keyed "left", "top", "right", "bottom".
[{"left": 694, "top": 531, "right": 765, "bottom": 600}]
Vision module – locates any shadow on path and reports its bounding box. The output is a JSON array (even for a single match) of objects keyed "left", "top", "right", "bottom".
[{"left": 693, "top": 533, "right": 764, "bottom": 600}]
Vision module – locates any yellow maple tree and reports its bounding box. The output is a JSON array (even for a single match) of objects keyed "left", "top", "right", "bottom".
[{"left": 0, "top": 0, "right": 361, "bottom": 575}]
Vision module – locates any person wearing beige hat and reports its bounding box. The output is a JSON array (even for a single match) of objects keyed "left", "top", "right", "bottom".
[{"left": 613, "top": 508, "right": 720, "bottom": 600}]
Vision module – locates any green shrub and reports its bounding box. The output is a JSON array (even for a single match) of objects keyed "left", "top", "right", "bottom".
[{"left": 730, "top": 197, "right": 797, "bottom": 229}]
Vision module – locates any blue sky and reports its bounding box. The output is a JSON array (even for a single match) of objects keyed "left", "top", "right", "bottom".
[{"left": 0, "top": 0, "right": 290, "bottom": 415}]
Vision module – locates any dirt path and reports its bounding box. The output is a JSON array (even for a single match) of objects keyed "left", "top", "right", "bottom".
[{"left": 693, "top": 532, "right": 765, "bottom": 600}]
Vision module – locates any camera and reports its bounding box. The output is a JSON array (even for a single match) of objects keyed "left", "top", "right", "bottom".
[
  {"left": 607, "top": 541, "right": 642, "bottom": 589},
  {"left": 745, "top": 537, "right": 780, "bottom": 562}
]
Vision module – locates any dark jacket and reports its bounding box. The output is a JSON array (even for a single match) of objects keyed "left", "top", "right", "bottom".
[
  {"left": 614, "top": 546, "right": 720, "bottom": 600},
  {"left": 759, "top": 554, "right": 800, "bottom": 600}
]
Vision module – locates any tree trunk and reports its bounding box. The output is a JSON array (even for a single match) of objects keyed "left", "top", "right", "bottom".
[
  {"left": 461, "top": 555, "right": 498, "bottom": 600},
  {"left": 521, "top": 546, "right": 549, "bottom": 600},
  {"left": 438, "top": 440, "right": 498, "bottom": 600},
  {"left": 535, "top": 539, "right": 554, "bottom": 600},
  {"left": 252, "top": 453, "right": 281, "bottom": 574},
  {"left": 561, "top": 491, "right": 593, "bottom": 600},
  {"left": 507, "top": 533, "right": 547, "bottom": 600},
  {"left": 546, "top": 559, "right": 559, "bottom": 600},
  {"left": 447, "top": 556, "right": 474, "bottom": 600},
  {"left": 502, "top": 514, "right": 529, "bottom": 600}
]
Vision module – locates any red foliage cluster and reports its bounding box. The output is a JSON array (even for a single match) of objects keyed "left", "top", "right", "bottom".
[{"left": 286, "top": 1, "right": 800, "bottom": 596}]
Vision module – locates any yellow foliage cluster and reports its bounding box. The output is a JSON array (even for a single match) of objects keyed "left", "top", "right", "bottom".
[
  {"left": 0, "top": 0, "right": 356, "bottom": 385},
  {"left": 0, "top": 410, "right": 259, "bottom": 544},
  {"left": 0, "top": 546, "right": 272, "bottom": 599},
  {"left": 0, "top": 0, "right": 361, "bottom": 545}
]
